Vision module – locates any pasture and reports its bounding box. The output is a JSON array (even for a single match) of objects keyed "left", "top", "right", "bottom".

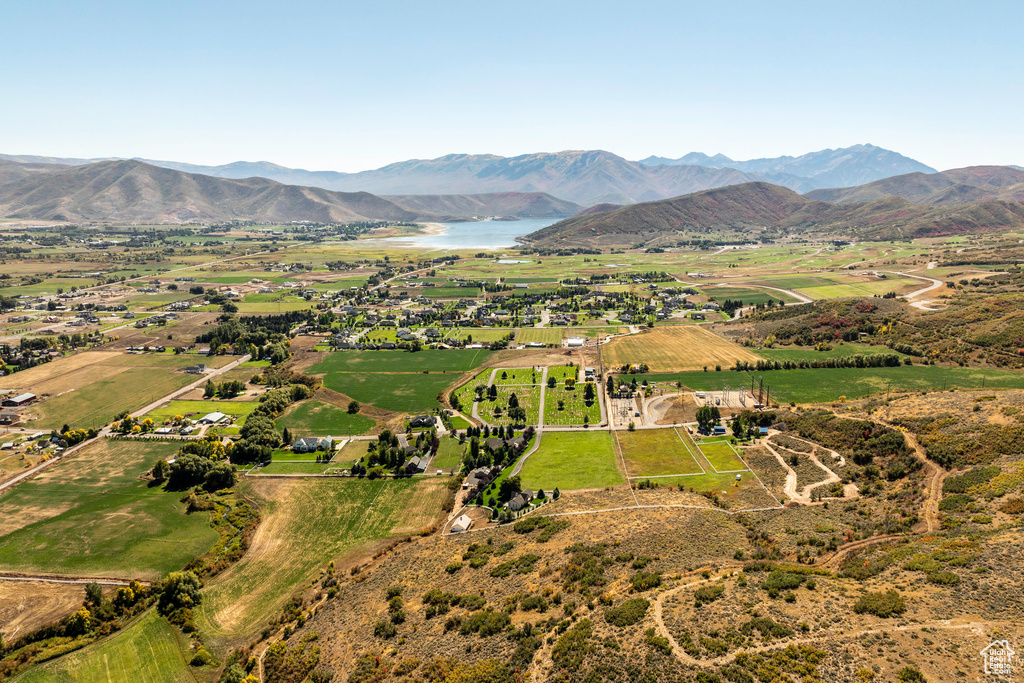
[
  {"left": 319, "top": 371, "right": 455, "bottom": 413},
  {"left": 519, "top": 431, "right": 623, "bottom": 491},
  {"left": 0, "top": 439, "right": 216, "bottom": 579},
  {"left": 615, "top": 428, "right": 703, "bottom": 477},
  {"left": 145, "top": 399, "right": 258, "bottom": 424},
  {"left": 312, "top": 349, "right": 491, "bottom": 374},
  {"left": 13, "top": 610, "right": 194, "bottom": 683},
  {"left": 516, "top": 328, "right": 564, "bottom": 345},
  {"left": 641, "top": 365, "right": 1024, "bottom": 403},
  {"left": 0, "top": 351, "right": 235, "bottom": 429},
  {"left": 703, "top": 285, "right": 799, "bottom": 305},
  {"left": 602, "top": 325, "right": 761, "bottom": 372},
  {"left": 197, "top": 476, "right": 450, "bottom": 646},
  {"left": 275, "top": 399, "right": 375, "bottom": 435}
]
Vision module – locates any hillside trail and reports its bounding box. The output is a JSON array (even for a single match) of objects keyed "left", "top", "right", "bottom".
[
  {"left": 761, "top": 438, "right": 850, "bottom": 505},
  {"left": 871, "top": 419, "right": 946, "bottom": 533},
  {"left": 650, "top": 569, "right": 988, "bottom": 670}
]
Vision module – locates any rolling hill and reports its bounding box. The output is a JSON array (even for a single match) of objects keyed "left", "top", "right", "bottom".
[
  {"left": 806, "top": 165, "right": 1024, "bottom": 205},
  {"left": 0, "top": 159, "right": 422, "bottom": 224},
  {"left": 523, "top": 182, "right": 1024, "bottom": 248},
  {"left": 639, "top": 144, "right": 937, "bottom": 189}
]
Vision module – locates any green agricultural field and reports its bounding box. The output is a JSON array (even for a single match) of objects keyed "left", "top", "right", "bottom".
[
  {"left": 275, "top": 399, "right": 375, "bottom": 436},
  {"left": 519, "top": 431, "right": 624, "bottom": 491},
  {"left": 444, "top": 327, "right": 513, "bottom": 343},
  {"left": 255, "top": 462, "right": 334, "bottom": 474},
  {"left": 0, "top": 440, "right": 217, "bottom": 579},
  {"left": 145, "top": 399, "right": 258, "bottom": 424},
  {"left": 236, "top": 301, "right": 315, "bottom": 313},
  {"left": 14, "top": 610, "right": 194, "bottom": 683},
  {"left": 320, "top": 371, "right": 456, "bottom": 413},
  {"left": 418, "top": 286, "right": 478, "bottom": 298},
  {"left": 516, "top": 328, "right": 564, "bottom": 345},
  {"left": 703, "top": 285, "right": 798, "bottom": 305},
  {"left": 638, "top": 365, "right": 1024, "bottom": 404},
  {"left": 313, "top": 349, "right": 491, "bottom": 373},
  {"left": 755, "top": 343, "right": 908, "bottom": 363},
  {"left": 616, "top": 428, "right": 703, "bottom": 477},
  {"left": 697, "top": 438, "right": 748, "bottom": 472},
  {"left": 198, "top": 476, "right": 450, "bottom": 646},
  {"left": 543, "top": 383, "right": 601, "bottom": 426}
]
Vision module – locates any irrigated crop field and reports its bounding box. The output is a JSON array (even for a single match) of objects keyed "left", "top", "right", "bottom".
[
  {"left": 274, "top": 399, "right": 375, "bottom": 435},
  {"left": 602, "top": 325, "right": 761, "bottom": 372},
  {"left": 0, "top": 350, "right": 235, "bottom": 429},
  {"left": 0, "top": 439, "right": 216, "bottom": 579},
  {"left": 312, "top": 349, "right": 491, "bottom": 413},
  {"left": 14, "top": 610, "right": 194, "bottom": 683}
]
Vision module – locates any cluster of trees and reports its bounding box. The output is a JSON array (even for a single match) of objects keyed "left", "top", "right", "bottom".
[
  {"left": 204, "top": 379, "right": 246, "bottom": 399},
  {"left": 731, "top": 353, "right": 906, "bottom": 373},
  {"left": 195, "top": 311, "right": 311, "bottom": 357},
  {"left": 231, "top": 384, "right": 312, "bottom": 465},
  {"left": 111, "top": 412, "right": 156, "bottom": 434},
  {"left": 152, "top": 436, "right": 236, "bottom": 490},
  {"left": 695, "top": 405, "right": 722, "bottom": 433}
]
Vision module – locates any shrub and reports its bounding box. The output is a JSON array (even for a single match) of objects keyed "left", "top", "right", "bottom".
[
  {"left": 760, "top": 570, "right": 805, "bottom": 593},
  {"left": 942, "top": 466, "right": 1000, "bottom": 494},
  {"left": 853, "top": 590, "right": 906, "bottom": 618},
  {"left": 630, "top": 571, "right": 662, "bottom": 592},
  {"left": 694, "top": 584, "right": 725, "bottom": 604},
  {"left": 926, "top": 570, "right": 960, "bottom": 585},
  {"left": 373, "top": 621, "right": 397, "bottom": 639},
  {"left": 190, "top": 648, "right": 213, "bottom": 666},
  {"left": 603, "top": 598, "right": 649, "bottom": 627}
]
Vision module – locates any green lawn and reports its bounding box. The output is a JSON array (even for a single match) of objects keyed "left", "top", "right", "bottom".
[
  {"left": 0, "top": 440, "right": 217, "bottom": 579},
  {"left": 13, "top": 610, "right": 194, "bottom": 683},
  {"left": 519, "top": 431, "right": 624, "bottom": 491},
  {"left": 476, "top": 384, "right": 541, "bottom": 426},
  {"left": 492, "top": 367, "right": 540, "bottom": 385},
  {"left": 275, "top": 399, "right": 375, "bottom": 436},
  {"left": 255, "top": 461, "right": 334, "bottom": 474},
  {"left": 698, "top": 438, "right": 748, "bottom": 472},
  {"left": 616, "top": 428, "right": 703, "bottom": 477},
  {"left": 432, "top": 437, "right": 466, "bottom": 469},
  {"left": 632, "top": 365, "right": 1024, "bottom": 404},
  {"left": 543, "top": 384, "right": 601, "bottom": 426}
]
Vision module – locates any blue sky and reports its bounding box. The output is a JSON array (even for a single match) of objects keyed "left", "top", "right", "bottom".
[{"left": 2, "top": 0, "right": 1022, "bottom": 171}]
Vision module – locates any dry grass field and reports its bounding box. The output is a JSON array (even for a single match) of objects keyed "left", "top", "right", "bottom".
[
  {"left": 602, "top": 325, "right": 760, "bottom": 372},
  {"left": 0, "top": 350, "right": 235, "bottom": 428},
  {"left": 0, "top": 580, "right": 96, "bottom": 640}
]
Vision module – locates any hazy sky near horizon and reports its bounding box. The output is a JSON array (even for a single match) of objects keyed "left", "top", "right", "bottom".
[{"left": 3, "top": 0, "right": 1022, "bottom": 172}]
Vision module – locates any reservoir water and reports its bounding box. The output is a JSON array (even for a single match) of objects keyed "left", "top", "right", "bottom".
[{"left": 377, "top": 217, "right": 558, "bottom": 250}]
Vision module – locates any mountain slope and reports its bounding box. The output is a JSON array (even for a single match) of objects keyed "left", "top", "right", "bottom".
[
  {"left": 806, "top": 166, "right": 1024, "bottom": 205},
  {"left": 524, "top": 182, "right": 1024, "bottom": 247},
  {"left": 639, "top": 144, "right": 936, "bottom": 189},
  {"left": 316, "top": 150, "right": 782, "bottom": 205},
  {"left": 0, "top": 160, "right": 422, "bottom": 224},
  {"left": 383, "top": 192, "right": 581, "bottom": 219}
]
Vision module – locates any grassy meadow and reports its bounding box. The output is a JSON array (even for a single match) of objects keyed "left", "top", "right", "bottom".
[{"left": 519, "top": 431, "right": 623, "bottom": 491}]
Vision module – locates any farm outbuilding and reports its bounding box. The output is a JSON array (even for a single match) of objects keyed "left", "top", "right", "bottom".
[
  {"left": 2, "top": 393, "right": 36, "bottom": 407},
  {"left": 451, "top": 514, "right": 474, "bottom": 533}
]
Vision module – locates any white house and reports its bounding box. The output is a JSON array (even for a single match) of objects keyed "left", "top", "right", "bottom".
[{"left": 450, "top": 514, "right": 474, "bottom": 533}]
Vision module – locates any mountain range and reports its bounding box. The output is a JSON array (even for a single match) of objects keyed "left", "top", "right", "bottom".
[
  {"left": 805, "top": 165, "right": 1024, "bottom": 205},
  {"left": 638, "top": 144, "right": 936, "bottom": 189},
  {"left": 524, "top": 182, "right": 1024, "bottom": 248},
  {"left": 0, "top": 144, "right": 938, "bottom": 207}
]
